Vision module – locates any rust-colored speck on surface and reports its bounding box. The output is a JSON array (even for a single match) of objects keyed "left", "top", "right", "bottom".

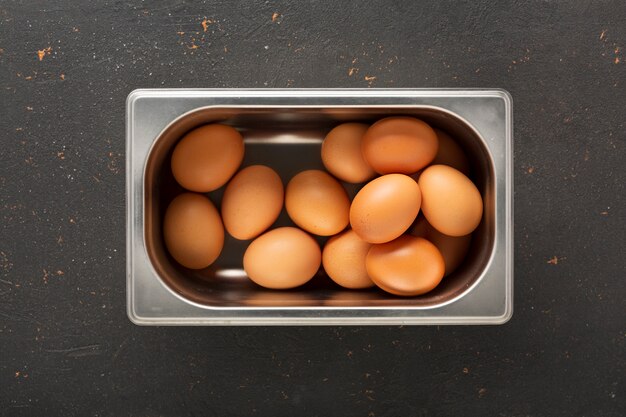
[
  {"left": 547, "top": 256, "right": 565, "bottom": 265},
  {"left": 37, "top": 46, "right": 52, "bottom": 61},
  {"left": 201, "top": 18, "right": 213, "bottom": 32}
]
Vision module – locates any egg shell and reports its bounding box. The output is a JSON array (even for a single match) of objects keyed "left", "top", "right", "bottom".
[
  {"left": 221, "top": 165, "right": 284, "bottom": 240},
  {"left": 285, "top": 170, "right": 350, "bottom": 236},
  {"left": 321, "top": 123, "right": 376, "bottom": 183},
  {"left": 431, "top": 128, "right": 470, "bottom": 175},
  {"left": 410, "top": 216, "right": 472, "bottom": 276},
  {"left": 171, "top": 124, "right": 244, "bottom": 192},
  {"left": 419, "top": 165, "right": 483, "bottom": 237},
  {"left": 163, "top": 193, "right": 224, "bottom": 269},
  {"left": 350, "top": 174, "right": 421, "bottom": 244},
  {"left": 243, "top": 227, "right": 321, "bottom": 289},
  {"left": 362, "top": 116, "right": 438, "bottom": 174},
  {"left": 366, "top": 235, "right": 445, "bottom": 296},
  {"left": 322, "top": 229, "right": 374, "bottom": 289}
]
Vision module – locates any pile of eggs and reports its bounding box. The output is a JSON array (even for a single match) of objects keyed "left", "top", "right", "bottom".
[{"left": 163, "top": 117, "right": 483, "bottom": 296}]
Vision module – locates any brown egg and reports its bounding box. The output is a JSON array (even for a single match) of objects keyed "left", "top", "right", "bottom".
[
  {"left": 410, "top": 216, "right": 472, "bottom": 276},
  {"left": 362, "top": 117, "right": 438, "bottom": 174},
  {"left": 419, "top": 165, "right": 483, "bottom": 237},
  {"left": 350, "top": 174, "right": 421, "bottom": 243},
  {"left": 171, "top": 124, "right": 244, "bottom": 192},
  {"left": 163, "top": 193, "right": 224, "bottom": 269},
  {"left": 321, "top": 123, "right": 376, "bottom": 183},
  {"left": 431, "top": 128, "right": 470, "bottom": 175},
  {"left": 285, "top": 170, "right": 350, "bottom": 236},
  {"left": 221, "top": 165, "right": 284, "bottom": 240},
  {"left": 243, "top": 227, "right": 321, "bottom": 289},
  {"left": 366, "top": 235, "right": 445, "bottom": 296},
  {"left": 322, "top": 229, "right": 374, "bottom": 289}
]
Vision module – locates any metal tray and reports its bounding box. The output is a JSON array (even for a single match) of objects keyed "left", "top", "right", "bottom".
[{"left": 126, "top": 89, "right": 513, "bottom": 325}]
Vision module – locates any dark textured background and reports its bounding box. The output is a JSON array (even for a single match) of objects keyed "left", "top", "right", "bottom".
[{"left": 1, "top": 1, "right": 625, "bottom": 416}]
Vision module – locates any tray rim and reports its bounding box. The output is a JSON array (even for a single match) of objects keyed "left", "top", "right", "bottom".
[{"left": 126, "top": 88, "right": 513, "bottom": 326}]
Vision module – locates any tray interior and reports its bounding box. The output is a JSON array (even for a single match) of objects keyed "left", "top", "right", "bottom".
[{"left": 144, "top": 106, "right": 496, "bottom": 307}]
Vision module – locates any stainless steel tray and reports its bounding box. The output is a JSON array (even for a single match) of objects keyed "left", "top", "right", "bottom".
[{"left": 126, "top": 89, "right": 513, "bottom": 325}]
